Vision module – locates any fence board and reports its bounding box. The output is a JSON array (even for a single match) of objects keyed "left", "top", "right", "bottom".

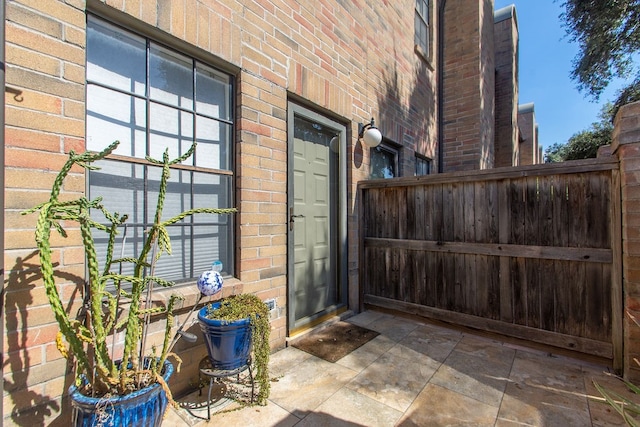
[
  {"left": 512, "top": 257, "right": 527, "bottom": 326},
  {"left": 360, "top": 160, "right": 619, "bottom": 361},
  {"left": 538, "top": 176, "right": 554, "bottom": 247},
  {"left": 431, "top": 185, "right": 444, "bottom": 241},
  {"left": 364, "top": 238, "right": 612, "bottom": 262},
  {"left": 569, "top": 175, "right": 587, "bottom": 248},
  {"left": 552, "top": 174, "right": 570, "bottom": 247},
  {"left": 488, "top": 256, "right": 501, "bottom": 320},
  {"left": 524, "top": 176, "right": 538, "bottom": 246},
  {"left": 453, "top": 183, "right": 465, "bottom": 242},
  {"left": 442, "top": 183, "right": 454, "bottom": 241},
  {"left": 416, "top": 250, "right": 429, "bottom": 305},
  {"left": 539, "top": 259, "right": 556, "bottom": 332},
  {"left": 414, "top": 186, "right": 426, "bottom": 240},
  {"left": 526, "top": 258, "right": 541, "bottom": 329},
  {"left": 585, "top": 262, "right": 609, "bottom": 341},
  {"left": 511, "top": 179, "right": 525, "bottom": 245},
  {"left": 570, "top": 260, "right": 587, "bottom": 337}
]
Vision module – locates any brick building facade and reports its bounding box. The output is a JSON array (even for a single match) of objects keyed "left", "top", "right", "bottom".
[
  {"left": 441, "top": 0, "right": 496, "bottom": 171},
  {"left": 518, "top": 102, "right": 540, "bottom": 165},
  {"left": 494, "top": 4, "right": 519, "bottom": 167},
  {"left": 2, "top": 0, "right": 542, "bottom": 423}
]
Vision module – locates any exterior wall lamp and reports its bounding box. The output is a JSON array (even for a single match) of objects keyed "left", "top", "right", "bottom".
[{"left": 358, "top": 118, "right": 383, "bottom": 147}]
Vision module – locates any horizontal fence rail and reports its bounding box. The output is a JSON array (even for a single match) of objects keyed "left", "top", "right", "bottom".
[{"left": 359, "top": 157, "right": 621, "bottom": 362}]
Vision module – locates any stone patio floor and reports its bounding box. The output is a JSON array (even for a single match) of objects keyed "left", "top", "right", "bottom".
[{"left": 164, "top": 310, "right": 636, "bottom": 426}]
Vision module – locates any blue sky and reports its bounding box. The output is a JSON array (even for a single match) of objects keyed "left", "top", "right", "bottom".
[{"left": 494, "top": 0, "right": 631, "bottom": 152}]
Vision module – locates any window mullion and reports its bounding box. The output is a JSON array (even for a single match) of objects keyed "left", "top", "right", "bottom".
[
  {"left": 144, "top": 38, "right": 151, "bottom": 278},
  {"left": 190, "top": 59, "right": 197, "bottom": 278}
]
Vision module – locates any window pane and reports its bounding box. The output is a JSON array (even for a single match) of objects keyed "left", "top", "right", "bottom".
[
  {"left": 417, "top": 0, "right": 429, "bottom": 20},
  {"left": 149, "top": 102, "right": 194, "bottom": 161},
  {"left": 89, "top": 161, "right": 233, "bottom": 282},
  {"left": 415, "top": 17, "right": 428, "bottom": 54},
  {"left": 370, "top": 146, "right": 397, "bottom": 179},
  {"left": 145, "top": 170, "right": 232, "bottom": 224},
  {"left": 146, "top": 166, "right": 192, "bottom": 223},
  {"left": 94, "top": 225, "right": 146, "bottom": 280},
  {"left": 89, "top": 161, "right": 146, "bottom": 279},
  {"left": 195, "top": 117, "right": 231, "bottom": 170},
  {"left": 89, "top": 160, "right": 145, "bottom": 225},
  {"left": 153, "top": 225, "right": 192, "bottom": 281},
  {"left": 196, "top": 64, "right": 232, "bottom": 120},
  {"left": 87, "top": 85, "right": 147, "bottom": 157},
  {"left": 192, "top": 173, "right": 233, "bottom": 223},
  {"left": 87, "top": 17, "right": 146, "bottom": 96},
  {"left": 192, "top": 224, "right": 233, "bottom": 277},
  {"left": 415, "top": 156, "right": 431, "bottom": 176},
  {"left": 150, "top": 44, "right": 194, "bottom": 109}
]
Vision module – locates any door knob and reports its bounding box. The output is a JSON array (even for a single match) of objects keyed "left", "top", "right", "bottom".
[{"left": 289, "top": 208, "right": 305, "bottom": 230}]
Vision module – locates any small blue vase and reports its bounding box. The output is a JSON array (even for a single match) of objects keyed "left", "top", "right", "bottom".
[{"left": 69, "top": 359, "right": 174, "bottom": 427}]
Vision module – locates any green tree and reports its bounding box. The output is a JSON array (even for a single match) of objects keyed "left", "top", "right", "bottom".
[
  {"left": 560, "top": 0, "right": 640, "bottom": 110},
  {"left": 544, "top": 104, "right": 614, "bottom": 162}
]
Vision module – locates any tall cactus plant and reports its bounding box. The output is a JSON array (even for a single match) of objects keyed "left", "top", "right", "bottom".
[{"left": 24, "top": 141, "right": 235, "bottom": 397}]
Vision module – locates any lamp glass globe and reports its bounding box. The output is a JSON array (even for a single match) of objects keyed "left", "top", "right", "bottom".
[{"left": 363, "top": 128, "right": 382, "bottom": 147}]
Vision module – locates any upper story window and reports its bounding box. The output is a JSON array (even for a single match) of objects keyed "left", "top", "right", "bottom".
[
  {"left": 370, "top": 144, "right": 399, "bottom": 179},
  {"left": 415, "top": 153, "right": 432, "bottom": 176},
  {"left": 415, "top": 0, "right": 431, "bottom": 59},
  {"left": 86, "top": 16, "right": 235, "bottom": 282}
]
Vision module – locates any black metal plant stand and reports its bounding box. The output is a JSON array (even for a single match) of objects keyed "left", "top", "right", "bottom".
[{"left": 198, "top": 356, "right": 255, "bottom": 420}]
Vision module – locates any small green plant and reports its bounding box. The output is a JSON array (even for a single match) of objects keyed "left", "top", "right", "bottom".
[
  {"left": 594, "top": 377, "right": 640, "bottom": 426},
  {"left": 594, "top": 364, "right": 640, "bottom": 426},
  {"left": 204, "top": 293, "right": 271, "bottom": 405},
  {"left": 24, "top": 141, "right": 235, "bottom": 398}
]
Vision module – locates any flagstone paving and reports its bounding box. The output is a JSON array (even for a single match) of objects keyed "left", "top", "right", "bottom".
[{"left": 165, "top": 310, "right": 635, "bottom": 426}]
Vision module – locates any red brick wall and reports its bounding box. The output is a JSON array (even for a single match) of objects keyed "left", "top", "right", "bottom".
[
  {"left": 518, "top": 103, "right": 537, "bottom": 165},
  {"left": 442, "top": 0, "right": 495, "bottom": 172},
  {"left": 532, "top": 124, "right": 540, "bottom": 163},
  {"left": 4, "top": 1, "right": 87, "bottom": 422},
  {"left": 611, "top": 102, "right": 640, "bottom": 382},
  {"left": 494, "top": 6, "right": 519, "bottom": 167},
  {"left": 479, "top": 0, "right": 495, "bottom": 168},
  {"left": 3, "top": 0, "right": 438, "bottom": 423}
]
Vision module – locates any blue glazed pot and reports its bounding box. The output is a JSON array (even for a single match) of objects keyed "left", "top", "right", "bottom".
[
  {"left": 198, "top": 303, "right": 252, "bottom": 370},
  {"left": 69, "top": 359, "right": 174, "bottom": 427}
]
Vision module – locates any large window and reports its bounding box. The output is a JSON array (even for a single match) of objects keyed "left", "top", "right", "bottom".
[
  {"left": 415, "top": 0, "right": 431, "bottom": 58},
  {"left": 86, "top": 16, "right": 235, "bottom": 282}
]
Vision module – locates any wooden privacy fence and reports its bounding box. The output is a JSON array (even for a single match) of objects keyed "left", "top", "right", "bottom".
[{"left": 359, "top": 157, "right": 622, "bottom": 367}]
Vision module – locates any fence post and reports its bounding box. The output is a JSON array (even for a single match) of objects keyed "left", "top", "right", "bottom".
[{"left": 611, "top": 101, "right": 640, "bottom": 381}]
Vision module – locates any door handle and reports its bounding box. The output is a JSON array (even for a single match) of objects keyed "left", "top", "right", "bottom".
[{"left": 289, "top": 208, "right": 305, "bottom": 230}]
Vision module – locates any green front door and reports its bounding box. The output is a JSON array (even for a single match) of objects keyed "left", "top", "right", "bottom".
[{"left": 287, "top": 103, "right": 347, "bottom": 333}]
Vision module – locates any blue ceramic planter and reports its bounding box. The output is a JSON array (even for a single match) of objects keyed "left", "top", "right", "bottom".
[
  {"left": 69, "top": 359, "right": 174, "bottom": 427},
  {"left": 198, "top": 303, "right": 252, "bottom": 370}
]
